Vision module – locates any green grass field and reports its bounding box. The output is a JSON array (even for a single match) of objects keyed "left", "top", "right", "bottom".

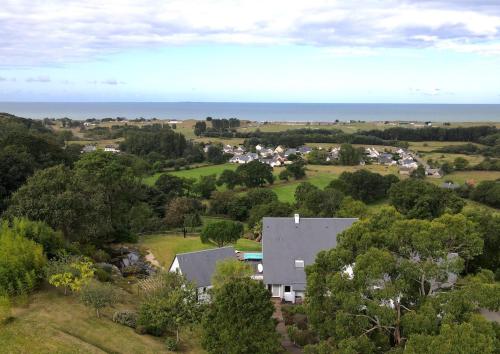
[
  {"left": 430, "top": 170, "right": 500, "bottom": 185},
  {"left": 144, "top": 163, "right": 237, "bottom": 186},
  {"left": 140, "top": 234, "right": 261, "bottom": 268},
  {"left": 1, "top": 288, "right": 204, "bottom": 354}
]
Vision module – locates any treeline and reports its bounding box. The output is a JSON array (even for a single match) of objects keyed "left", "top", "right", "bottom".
[
  {"left": 233, "top": 129, "right": 406, "bottom": 148},
  {"left": 359, "top": 125, "right": 498, "bottom": 143},
  {"left": 0, "top": 114, "right": 81, "bottom": 211},
  {"left": 194, "top": 117, "right": 241, "bottom": 136}
]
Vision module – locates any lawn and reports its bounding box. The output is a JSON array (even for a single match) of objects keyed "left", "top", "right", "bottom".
[
  {"left": 140, "top": 234, "right": 261, "bottom": 268},
  {"left": 0, "top": 288, "right": 205, "bottom": 353},
  {"left": 429, "top": 170, "right": 500, "bottom": 185},
  {"left": 144, "top": 163, "right": 237, "bottom": 186},
  {"left": 409, "top": 141, "right": 485, "bottom": 152}
]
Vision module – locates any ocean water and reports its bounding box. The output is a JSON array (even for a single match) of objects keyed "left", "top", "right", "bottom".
[{"left": 1, "top": 102, "right": 500, "bottom": 122}]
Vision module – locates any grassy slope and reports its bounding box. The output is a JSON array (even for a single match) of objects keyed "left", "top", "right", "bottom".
[
  {"left": 140, "top": 234, "right": 261, "bottom": 268},
  {"left": 0, "top": 288, "right": 205, "bottom": 354}
]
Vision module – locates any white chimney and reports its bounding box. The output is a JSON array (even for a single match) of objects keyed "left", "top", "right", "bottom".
[{"left": 294, "top": 214, "right": 300, "bottom": 224}]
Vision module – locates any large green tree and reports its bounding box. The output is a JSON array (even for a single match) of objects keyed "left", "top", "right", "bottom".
[
  {"left": 389, "top": 179, "right": 464, "bottom": 219},
  {"left": 236, "top": 161, "right": 274, "bottom": 188},
  {"left": 306, "top": 208, "right": 495, "bottom": 352},
  {"left": 201, "top": 278, "right": 281, "bottom": 354},
  {"left": 200, "top": 220, "right": 243, "bottom": 247}
]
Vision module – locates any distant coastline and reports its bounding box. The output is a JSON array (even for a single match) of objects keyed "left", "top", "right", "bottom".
[{"left": 1, "top": 102, "right": 500, "bottom": 122}]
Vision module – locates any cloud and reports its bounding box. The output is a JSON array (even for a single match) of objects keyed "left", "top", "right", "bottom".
[
  {"left": 1, "top": 0, "right": 500, "bottom": 66},
  {"left": 101, "top": 79, "right": 125, "bottom": 85},
  {"left": 0, "top": 76, "right": 6, "bottom": 81},
  {"left": 25, "top": 75, "right": 51, "bottom": 83}
]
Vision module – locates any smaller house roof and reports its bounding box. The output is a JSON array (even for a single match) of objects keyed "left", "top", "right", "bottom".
[{"left": 172, "top": 247, "right": 236, "bottom": 288}]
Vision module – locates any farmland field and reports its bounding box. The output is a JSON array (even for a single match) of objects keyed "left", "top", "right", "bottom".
[{"left": 143, "top": 163, "right": 237, "bottom": 185}]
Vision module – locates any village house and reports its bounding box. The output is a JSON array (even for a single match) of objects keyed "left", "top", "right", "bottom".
[
  {"left": 378, "top": 153, "right": 395, "bottom": 165},
  {"left": 298, "top": 146, "right": 312, "bottom": 154},
  {"left": 169, "top": 247, "right": 236, "bottom": 302},
  {"left": 229, "top": 152, "right": 258, "bottom": 164},
  {"left": 262, "top": 215, "right": 358, "bottom": 303},
  {"left": 426, "top": 168, "right": 443, "bottom": 178},
  {"left": 81, "top": 144, "right": 97, "bottom": 153},
  {"left": 104, "top": 145, "right": 120, "bottom": 153}
]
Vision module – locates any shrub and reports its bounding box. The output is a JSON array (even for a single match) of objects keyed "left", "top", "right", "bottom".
[
  {"left": 95, "top": 267, "right": 113, "bottom": 282},
  {"left": 92, "top": 249, "right": 111, "bottom": 263},
  {"left": 113, "top": 310, "right": 137, "bottom": 328},
  {"left": 165, "top": 337, "right": 178, "bottom": 351},
  {"left": 80, "top": 280, "right": 117, "bottom": 318},
  {"left": 288, "top": 325, "right": 318, "bottom": 347}
]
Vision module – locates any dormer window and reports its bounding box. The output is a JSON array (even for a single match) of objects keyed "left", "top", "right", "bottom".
[{"left": 295, "top": 260, "right": 304, "bottom": 268}]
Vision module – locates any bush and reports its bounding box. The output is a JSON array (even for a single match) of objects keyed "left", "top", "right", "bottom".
[
  {"left": 113, "top": 310, "right": 137, "bottom": 328},
  {"left": 92, "top": 249, "right": 111, "bottom": 263},
  {"left": 80, "top": 280, "right": 117, "bottom": 318},
  {"left": 165, "top": 337, "right": 178, "bottom": 351},
  {"left": 0, "top": 295, "right": 12, "bottom": 324},
  {"left": 287, "top": 325, "right": 318, "bottom": 347},
  {"left": 94, "top": 267, "right": 113, "bottom": 282}
]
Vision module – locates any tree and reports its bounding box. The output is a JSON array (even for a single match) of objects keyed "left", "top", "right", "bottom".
[
  {"left": 165, "top": 197, "right": 203, "bottom": 228},
  {"left": 154, "top": 174, "right": 188, "bottom": 199},
  {"left": 138, "top": 272, "right": 200, "bottom": 342},
  {"left": 335, "top": 170, "right": 399, "bottom": 203},
  {"left": 389, "top": 179, "right": 464, "bottom": 219},
  {"left": 411, "top": 164, "right": 426, "bottom": 179},
  {"left": 247, "top": 201, "right": 294, "bottom": 227},
  {"left": 336, "top": 196, "right": 368, "bottom": 218},
  {"left": 0, "top": 222, "right": 46, "bottom": 296},
  {"left": 200, "top": 220, "right": 243, "bottom": 247},
  {"left": 286, "top": 159, "right": 307, "bottom": 179},
  {"left": 246, "top": 188, "right": 278, "bottom": 208},
  {"left": 217, "top": 169, "right": 240, "bottom": 189},
  {"left": 470, "top": 180, "right": 500, "bottom": 209},
  {"left": 194, "top": 174, "right": 217, "bottom": 199},
  {"left": 6, "top": 218, "right": 64, "bottom": 258},
  {"left": 235, "top": 161, "right": 274, "bottom": 188},
  {"left": 194, "top": 121, "right": 207, "bottom": 136},
  {"left": 201, "top": 278, "right": 281, "bottom": 354},
  {"left": 211, "top": 258, "right": 253, "bottom": 290},
  {"left": 306, "top": 208, "right": 490, "bottom": 352},
  {"left": 80, "top": 280, "right": 117, "bottom": 318},
  {"left": 46, "top": 256, "right": 95, "bottom": 295},
  {"left": 206, "top": 145, "right": 227, "bottom": 164},
  {"left": 338, "top": 144, "right": 362, "bottom": 165},
  {"left": 295, "top": 183, "right": 344, "bottom": 217},
  {"left": 453, "top": 157, "right": 469, "bottom": 171}
]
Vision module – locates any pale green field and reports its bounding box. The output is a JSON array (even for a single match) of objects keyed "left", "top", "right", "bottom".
[
  {"left": 418, "top": 152, "right": 484, "bottom": 165},
  {"left": 143, "top": 163, "right": 237, "bottom": 186},
  {"left": 431, "top": 170, "right": 500, "bottom": 185},
  {"left": 409, "top": 141, "right": 486, "bottom": 152}
]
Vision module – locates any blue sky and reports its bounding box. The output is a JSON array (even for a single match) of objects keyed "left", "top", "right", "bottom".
[{"left": 1, "top": 0, "right": 500, "bottom": 103}]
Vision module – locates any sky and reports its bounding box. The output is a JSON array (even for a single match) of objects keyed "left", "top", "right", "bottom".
[{"left": 1, "top": 0, "right": 500, "bottom": 103}]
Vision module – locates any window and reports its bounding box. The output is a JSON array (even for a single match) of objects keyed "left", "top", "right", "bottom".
[
  {"left": 284, "top": 285, "right": 291, "bottom": 292},
  {"left": 295, "top": 260, "right": 304, "bottom": 268}
]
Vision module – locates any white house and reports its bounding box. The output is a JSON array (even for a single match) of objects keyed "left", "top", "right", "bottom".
[
  {"left": 169, "top": 247, "right": 236, "bottom": 302},
  {"left": 104, "top": 145, "right": 120, "bottom": 153},
  {"left": 262, "top": 215, "right": 358, "bottom": 303}
]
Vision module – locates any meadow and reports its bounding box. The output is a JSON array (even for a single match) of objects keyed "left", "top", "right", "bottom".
[{"left": 0, "top": 288, "right": 204, "bottom": 353}]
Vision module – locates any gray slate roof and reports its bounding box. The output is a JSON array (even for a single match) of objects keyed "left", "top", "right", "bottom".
[
  {"left": 172, "top": 247, "right": 236, "bottom": 288},
  {"left": 262, "top": 217, "right": 357, "bottom": 290}
]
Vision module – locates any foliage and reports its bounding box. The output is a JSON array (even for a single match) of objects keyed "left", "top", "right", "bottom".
[
  {"left": 164, "top": 197, "right": 203, "bottom": 228},
  {"left": 80, "top": 280, "right": 117, "bottom": 318},
  {"left": 410, "top": 165, "right": 426, "bottom": 179},
  {"left": 247, "top": 200, "right": 293, "bottom": 227},
  {"left": 246, "top": 188, "right": 278, "bottom": 208},
  {"left": 216, "top": 169, "right": 240, "bottom": 189},
  {"left": 453, "top": 157, "right": 469, "bottom": 171},
  {"left": 211, "top": 258, "right": 253, "bottom": 290},
  {"left": 338, "top": 143, "right": 362, "bottom": 165},
  {"left": 206, "top": 145, "right": 228, "bottom": 164},
  {"left": 235, "top": 160, "right": 274, "bottom": 188},
  {"left": 333, "top": 169, "right": 399, "bottom": 203},
  {"left": 307, "top": 149, "right": 331, "bottom": 165},
  {"left": 201, "top": 278, "right": 281, "bottom": 354},
  {"left": 286, "top": 158, "right": 307, "bottom": 179},
  {"left": 194, "top": 121, "right": 207, "bottom": 136},
  {"left": 46, "top": 256, "right": 94, "bottom": 295},
  {"left": 165, "top": 337, "right": 178, "bottom": 351},
  {"left": 138, "top": 272, "right": 200, "bottom": 341},
  {"left": 287, "top": 325, "right": 318, "bottom": 347},
  {"left": 389, "top": 179, "right": 465, "bottom": 219},
  {"left": 200, "top": 220, "right": 244, "bottom": 247},
  {"left": 306, "top": 208, "right": 491, "bottom": 352},
  {"left": 336, "top": 196, "right": 369, "bottom": 218},
  {"left": 295, "top": 182, "right": 345, "bottom": 216},
  {"left": 5, "top": 217, "right": 64, "bottom": 257},
  {"left": 113, "top": 310, "right": 137, "bottom": 328},
  {"left": 193, "top": 174, "right": 217, "bottom": 199},
  {"left": 470, "top": 180, "right": 500, "bottom": 209},
  {"left": 0, "top": 222, "right": 45, "bottom": 296},
  {"left": 0, "top": 294, "right": 11, "bottom": 323}
]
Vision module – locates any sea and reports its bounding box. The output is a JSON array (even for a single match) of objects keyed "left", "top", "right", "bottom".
[{"left": 1, "top": 102, "right": 500, "bottom": 122}]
